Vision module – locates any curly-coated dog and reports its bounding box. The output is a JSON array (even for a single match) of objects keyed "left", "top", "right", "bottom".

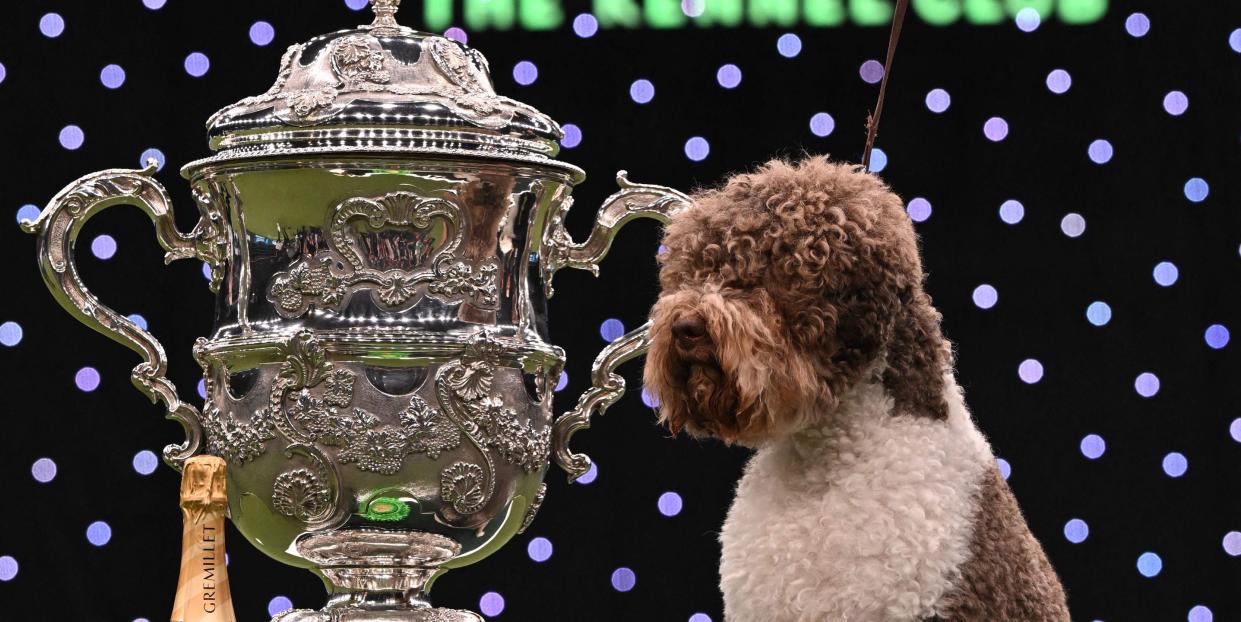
[{"left": 644, "top": 157, "right": 1069, "bottom": 621}]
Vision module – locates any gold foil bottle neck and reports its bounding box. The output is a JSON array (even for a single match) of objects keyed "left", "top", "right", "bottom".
[{"left": 171, "top": 456, "right": 236, "bottom": 622}]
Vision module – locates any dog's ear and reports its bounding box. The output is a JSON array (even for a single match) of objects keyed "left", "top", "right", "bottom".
[{"left": 881, "top": 288, "right": 951, "bottom": 420}]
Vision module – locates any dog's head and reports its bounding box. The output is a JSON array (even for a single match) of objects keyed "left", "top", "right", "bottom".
[{"left": 644, "top": 157, "right": 951, "bottom": 446}]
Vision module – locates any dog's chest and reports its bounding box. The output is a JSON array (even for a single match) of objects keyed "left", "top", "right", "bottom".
[{"left": 717, "top": 385, "right": 993, "bottom": 622}]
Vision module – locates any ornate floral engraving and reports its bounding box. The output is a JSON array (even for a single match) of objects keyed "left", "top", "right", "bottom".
[
  {"left": 332, "top": 36, "right": 392, "bottom": 87},
  {"left": 428, "top": 37, "right": 491, "bottom": 94},
  {"left": 440, "top": 462, "right": 487, "bottom": 515},
  {"left": 268, "top": 192, "right": 498, "bottom": 318},
  {"left": 201, "top": 404, "right": 277, "bottom": 465},
  {"left": 273, "top": 468, "right": 332, "bottom": 522}
]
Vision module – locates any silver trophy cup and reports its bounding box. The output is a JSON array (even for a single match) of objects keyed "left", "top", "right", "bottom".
[{"left": 22, "top": 2, "right": 689, "bottom": 619}]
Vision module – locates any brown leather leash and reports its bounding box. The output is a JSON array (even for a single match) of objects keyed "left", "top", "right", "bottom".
[{"left": 862, "top": 0, "right": 910, "bottom": 170}]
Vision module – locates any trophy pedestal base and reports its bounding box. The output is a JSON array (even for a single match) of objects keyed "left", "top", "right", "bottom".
[{"left": 273, "top": 608, "right": 482, "bottom": 622}]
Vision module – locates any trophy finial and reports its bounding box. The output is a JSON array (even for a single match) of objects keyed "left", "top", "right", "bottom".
[{"left": 370, "top": 0, "right": 402, "bottom": 29}]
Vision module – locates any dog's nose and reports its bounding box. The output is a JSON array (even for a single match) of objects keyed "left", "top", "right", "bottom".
[{"left": 672, "top": 313, "right": 708, "bottom": 345}]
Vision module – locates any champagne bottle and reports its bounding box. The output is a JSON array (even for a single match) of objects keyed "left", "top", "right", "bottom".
[{"left": 171, "top": 456, "right": 237, "bottom": 622}]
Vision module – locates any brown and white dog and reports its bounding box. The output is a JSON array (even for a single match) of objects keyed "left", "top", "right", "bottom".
[{"left": 644, "top": 157, "right": 1070, "bottom": 621}]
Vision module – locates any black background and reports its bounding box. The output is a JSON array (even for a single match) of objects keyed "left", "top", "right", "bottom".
[{"left": 2, "top": 1, "right": 1240, "bottom": 620}]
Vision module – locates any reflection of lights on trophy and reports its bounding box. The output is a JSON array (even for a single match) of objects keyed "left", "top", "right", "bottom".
[{"left": 21, "top": 3, "right": 689, "bottom": 620}]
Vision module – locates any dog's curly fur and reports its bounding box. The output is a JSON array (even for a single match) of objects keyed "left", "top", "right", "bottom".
[{"left": 644, "top": 157, "right": 1069, "bottom": 620}]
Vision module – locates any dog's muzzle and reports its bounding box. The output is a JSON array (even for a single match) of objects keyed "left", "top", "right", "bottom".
[{"left": 672, "top": 312, "right": 714, "bottom": 364}]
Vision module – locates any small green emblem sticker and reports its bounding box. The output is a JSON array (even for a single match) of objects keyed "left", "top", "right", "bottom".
[{"left": 360, "top": 496, "right": 411, "bottom": 522}]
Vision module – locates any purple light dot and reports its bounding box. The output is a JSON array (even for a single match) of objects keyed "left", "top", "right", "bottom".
[
  {"left": 479, "top": 592, "right": 505, "bottom": 617},
  {"left": 527, "top": 536, "right": 553, "bottom": 562},
  {"left": 689, "top": 615, "right": 712, "bottom": 622},
  {"left": 268, "top": 596, "right": 293, "bottom": 617},
  {"left": 1153, "top": 261, "right": 1179, "bottom": 286},
  {"left": 0, "top": 321, "right": 23, "bottom": 346},
  {"left": 1162, "top": 451, "right": 1187, "bottom": 477},
  {"left": 859, "top": 60, "right": 884, "bottom": 84},
  {"left": 197, "top": 378, "right": 208, "bottom": 400},
  {"left": 1188, "top": 605, "right": 1214, "bottom": 622},
  {"left": 1086, "top": 302, "right": 1112, "bottom": 326},
  {"left": 657, "top": 491, "right": 683, "bottom": 517},
  {"left": 59, "top": 125, "right": 85, "bottom": 150},
  {"left": 0, "top": 556, "right": 16, "bottom": 581},
  {"left": 868, "top": 148, "right": 888, "bottom": 173},
  {"left": 554, "top": 371, "right": 568, "bottom": 393},
  {"left": 600, "top": 318, "right": 625, "bottom": 342},
  {"left": 630, "top": 79, "right": 655, "bottom": 104},
  {"left": 999, "top": 199, "right": 1024, "bottom": 224},
  {"left": 140, "top": 148, "right": 166, "bottom": 171},
  {"left": 996, "top": 458, "right": 1011, "bottom": 480},
  {"left": 17, "top": 204, "right": 41, "bottom": 224},
  {"left": 1223, "top": 531, "right": 1241, "bottom": 556},
  {"left": 573, "top": 14, "right": 599, "bottom": 38},
  {"left": 444, "top": 27, "right": 468, "bottom": 44},
  {"left": 1163, "top": 91, "right": 1189, "bottom": 116},
  {"left": 776, "top": 33, "right": 802, "bottom": 58},
  {"left": 1063, "top": 518, "right": 1089, "bottom": 543},
  {"left": 983, "top": 117, "right": 1009, "bottom": 142},
  {"left": 576, "top": 461, "right": 598, "bottom": 484},
  {"left": 86, "top": 521, "right": 113, "bottom": 546},
  {"left": 1135, "top": 372, "right": 1160, "bottom": 398},
  {"left": 1060, "top": 213, "right": 1086, "bottom": 238},
  {"left": 512, "top": 61, "right": 538, "bottom": 86},
  {"left": 100, "top": 64, "right": 126, "bottom": 89},
  {"left": 91, "top": 234, "right": 117, "bottom": 260},
  {"left": 76, "top": 366, "right": 101, "bottom": 392},
  {"left": 202, "top": 262, "right": 214, "bottom": 281},
  {"left": 809, "top": 112, "right": 835, "bottom": 137},
  {"left": 0, "top": 62, "right": 6, "bottom": 85},
  {"left": 611, "top": 567, "right": 636, "bottom": 592},
  {"left": 40, "top": 13, "right": 66, "bottom": 38},
  {"left": 1125, "top": 12, "right": 1150, "bottom": 37},
  {"left": 1184, "top": 177, "right": 1209, "bottom": 202},
  {"left": 1014, "top": 7, "right": 1041, "bottom": 32},
  {"left": 561, "top": 124, "right": 582, "bottom": 149},
  {"left": 132, "top": 450, "right": 159, "bottom": 475},
  {"left": 906, "top": 197, "right": 932, "bottom": 223},
  {"left": 1046, "top": 69, "right": 1071, "bottom": 94},
  {"left": 1018, "top": 359, "right": 1044, "bottom": 384},
  {"left": 1087, "top": 139, "right": 1113, "bottom": 164},
  {"left": 925, "top": 88, "right": 951, "bottom": 113},
  {"left": 1205, "top": 324, "right": 1230, "bottom": 349},
  {"left": 716, "top": 64, "right": 742, "bottom": 89},
  {"left": 344, "top": 0, "right": 369, "bottom": 10},
  {"left": 1137, "top": 552, "right": 1162, "bottom": 577},
  {"left": 1230, "top": 418, "right": 1241, "bottom": 443},
  {"left": 250, "top": 21, "right": 275, "bottom": 46},
  {"left": 1231, "top": 29, "right": 1241, "bottom": 53},
  {"left": 184, "top": 52, "right": 210, "bottom": 78},
  {"left": 684, "top": 136, "right": 710, "bottom": 162},
  {"left": 144, "top": 0, "right": 168, "bottom": 9},
  {"left": 682, "top": 0, "right": 705, "bottom": 18},
  {"left": 1080, "top": 434, "right": 1106, "bottom": 459},
  {"left": 31, "top": 458, "right": 57, "bottom": 483},
  {"left": 641, "top": 387, "right": 660, "bottom": 408}
]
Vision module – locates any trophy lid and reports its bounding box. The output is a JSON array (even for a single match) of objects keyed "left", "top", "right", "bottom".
[{"left": 185, "top": 0, "right": 581, "bottom": 180}]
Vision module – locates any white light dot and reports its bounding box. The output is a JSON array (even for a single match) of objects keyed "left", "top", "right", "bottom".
[
  {"left": 925, "top": 88, "right": 951, "bottom": 113},
  {"left": 573, "top": 14, "right": 599, "bottom": 38},
  {"left": 1086, "top": 302, "right": 1112, "bottom": 326},
  {"left": 684, "top": 136, "right": 710, "bottom": 162},
  {"left": 611, "top": 567, "right": 636, "bottom": 592},
  {"left": 133, "top": 450, "right": 159, "bottom": 476},
  {"left": 0, "top": 321, "right": 23, "bottom": 347},
  {"left": 1135, "top": 372, "right": 1161, "bottom": 398},
  {"left": 76, "top": 366, "right": 101, "bottom": 392},
  {"left": 92, "top": 234, "right": 118, "bottom": 260},
  {"left": 1087, "top": 139, "right": 1113, "bottom": 164},
  {"left": 86, "top": 521, "right": 113, "bottom": 546},
  {"left": 682, "top": 0, "right": 705, "bottom": 18},
  {"left": 1162, "top": 451, "right": 1187, "bottom": 477},
  {"left": 561, "top": 124, "right": 582, "bottom": 149},
  {"left": 0, "top": 557, "right": 16, "bottom": 582},
  {"left": 512, "top": 61, "right": 537, "bottom": 86},
  {"left": 1064, "top": 518, "right": 1089, "bottom": 543},
  {"left": 1184, "top": 177, "right": 1209, "bottom": 202},
  {"left": 1015, "top": 7, "right": 1041, "bottom": 32},
  {"left": 1060, "top": 213, "right": 1086, "bottom": 238},
  {"left": 716, "top": 64, "right": 742, "bottom": 89},
  {"left": 1125, "top": 13, "right": 1150, "bottom": 37},
  {"left": 479, "top": 592, "right": 505, "bottom": 617},
  {"left": 576, "top": 461, "right": 598, "bottom": 484},
  {"left": 859, "top": 60, "right": 884, "bottom": 84},
  {"left": 868, "top": 148, "right": 888, "bottom": 173},
  {"left": 689, "top": 615, "right": 712, "bottom": 622},
  {"left": 983, "top": 117, "right": 1009, "bottom": 142},
  {"left": 444, "top": 27, "right": 468, "bottom": 44},
  {"left": 100, "top": 64, "right": 126, "bottom": 89},
  {"left": 1080, "top": 434, "right": 1106, "bottom": 459},
  {"left": 1189, "top": 605, "right": 1214, "bottom": 622},
  {"left": 776, "top": 33, "right": 802, "bottom": 58},
  {"left": 1018, "top": 359, "right": 1044, "bottom": 384},
  {"left": 1137, "top": 552, "right": 1162, "bottom": 577},
  {"left": 1046, "top": 69, "right": 1072, "bottom": 94},
  {"left": 971, "top": 285, "right": 997, "bottom": 309},
  {"left": 527, "top": 537, "right": 553, "bottom": 562},
  {"left": 1153, "top": 261, "right": 1179, "bottom": 286},
  {"left": 144, "top": 0, "right": 168, "bottom": 8},
  {"left": 60, "top": 125, "right": 85, "bottom": 150},
  {"left": 1205, "top": 324, "right": 1230, "bottom": 349},
  {"left": 996, "top": 458, "right": 1011, "bottom": 480},
  {"left": 1231, "top": 418, "right": 1241, "bottom": 443},
  {"left": 40, "top": 13, "right": 66, "bottom": 38},
  {"left": 1223, "top": 531, "right": 1241, "bottom": 556},
  {"left": 809, "top": 112, "right": 835, "bottom": 137},
  {"left": 999, "top": 199, "right": 1024, "bottom": 224},
  {"left": 140, "top": 147, "right": 166, "bottom": 171},
  {"left": 268, "top": 596, "right": 293, "bottom": 617},
  {"left": 657, "top": 491, "right": 683, "bottom": 517},
  {"left": 906, "top": 197, "right": 932, "bottom": 223},
  {"left": 629, "top": 79, "right": 655, "bottom": 104},
  {"left": 1231, "top": 29, "right": 1241, "bottom": 53},
  {"left": 31, "top": 458, "right": 57, "bottom": 483},
  {"left": 250, "top": 21, "right": 275, "bottom": 47},
  {"left": 184, "top": 52, "right": 211, "bottom": 78},
  {"left": 1164, "top": 91, "right": 1189, "bottom": 116}
]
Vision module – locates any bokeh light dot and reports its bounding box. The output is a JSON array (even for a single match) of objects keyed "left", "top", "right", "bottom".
[
  {"left": 1162, "top": 452, "right": 1187, "bottom": 477},
  {"left": 92, "top": 234, "right": 118, "bottom": 260},
  {"left": 0, "top": 62, "right": 6, "bottom": 85},
  {"left": 996, "top": 458, "right": 1011, "bottom": 480},
  {"left": 76, "top": 366, "right": 101, "bottom": 392},
  {"left": 1230, "top": 418, "right": 1241, "bottom": 443},
  {"left": 611, "top": 567, "right": 636, "bottom": 592},
  {"left": 184, "top": 52, "right": 211, "bottom": 78},
  {"left": 444, "top": 27, "right": 468, "bottom": 44},
  {"left": 600, "top": 318, "right": 625, "bottom": 342},
  {"left": 40, "top": 13, "right": 65, "bottom": 38},
  {"left": 999, "top": 199, "right": 1024, "bottom": 224},
  {"left": 100, "top": 64, "right": 127, "bottom": 89},
  {"left": 630, "top": 79, "right": 655, "bottom": 104},
  {"left": 859, "top": 60, "right": 884, "bottom": 84},
  {"left": 1135, "top": 372, "right": 1161, "bottom": 398},
  {"left": 972, "top": 284, "right": 997, "bottom": 310},
  {"left": 1137, "top": 552, "right": 1162, "bottom": 577},
  {"left": 1060, "top": 213, "right": 1086, "bottom": 238},
  {"left": 1231, "top": 29, "right": 1241, "bottom": 53},
  {"left": 31, "top": 458, "right": 57, "bottom": 483},
  {"left": 197, "top": 378, "right": 208, "bottom": 400},
  {"left": 0, "top": 321, "right": 23, "bottom": 347},
  {"left": 1080, "top": 434, "right": 1106, "bottom": 459},
  {"left": 1204, "top": 324, "right": 1230, "bottom": 349},
  {"left": 716, "top": 64, "right": 742, "bottom": 89},
  {"left": 1046, "top": 69, "right": 1071, "bottom": 94},
  {"left": 682, "top": 0, "right": 706, "bottom": 18},
  {"left": 1087, "top": 139, "right": 1113, "bottom": 164},
  {"left": 1086, "top": 301, "right": 1112, "bottom": 326},
  {"left": 868, "top": 148, "right": 888, "bottom": 173},
  {"left": 1125, "top": 13, "right": 1150, "bottom": 37},
  {"left": 1064, "top": 518, "right": 1089, "bottom": 543},
  {"left": 1153, "top": 261, "right": 1179, "bottom": 286},
  {"left": 906, "top": 197, "right": 932, "bottom": 222},
  {"left": 344, "top": 0, "right": 369, "bottom": 10},
  {"left": 86, "top": 521, "right": 112, "bottom": 546},
  {"left": 1164, "top": 91, "right": 1189, "bottom": 116},
  {"left": 0, "top": 557, "right": 17, "bottom": 582},
  {"left": 689, "top": 615, "right": 712, "bottom": 622},
  {"left": 144, "top": 0, "right": 169, "bottom": 9},
  {"left": 268, "top": 596, "right": 293, "bottom": 617},
  {"left": 641, "top": 387, "right": 660, "bottom": 408},
  {"left": 554, "top": 371, "right": 568, "bottom": 393},
  {"left": 513, "top": 61, "right": 538, "bottom": 86},
  {"left": 1188, "top": 605, "right": 1214, "bottom": 622},
  {"left": 684, "top": 136, "right": 710, "bottom": 162},
  {"left": 561, "top": 124, "right": 582, "bottom": 149},
  {"left": 202, "top": 262, "right": 214, "bottom": 281},
  {"left": 776, "top": 33, "right": 802, "bottom": 58},
  {"left": 1018, "top": 359, "right": 1044, "bottom": 384},
  {"left": 925, "top": 88, "right": 951, "bottom": 113},
  {"left": 60, "top": 125, "right": 85, "bottom": 150},
  {"left": 1184, "top": 177, "right": 1209, "bottom": 202},
  {"left": 1015, "top": 8, "right": 1041, "bottom": 32},
  {"left": 983, "top": 117, "right": 1009, "bottom": 141},
  {"left": 140, "top": 147, "right": 166, "bottom": 171},
  {"left": 527, "top": 537, "right": 553, "bottom": 562},
  {"left": 573, "top": 14, "right": 599, "bottom": 38},
  {"left": 126, "top": 313, "right": 148, "bottom": 330},
  {"left": 658, "top": 491, "right": 683, "bottom": 517},
  {"left": 479, "top": 592, "right": 505, "bottom": 617},
  {"left": 576, "top": 461, "right": 598, "bottom": 484},
  {"left": 250, "top": 21, "right": 275, "bottom": 47},
  {"left": 132, "top": 450, "right": 159, "bottom": 476},
  {"left": 17, "top": 204, "right": 40, "bottom": 224},
  {"left": 809, "top": 112, "right": 835, "bottom": 137},
  {"left": 1222, "top": 531, "right": 1241, "bottom": 556}
]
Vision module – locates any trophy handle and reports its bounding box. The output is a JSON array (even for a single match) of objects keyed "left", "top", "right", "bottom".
[
  {"left": 20, "top": 161, "right": 221, "bottom": 471},
  {"left": 544, "top": 171, "right": 692, "bottom": 481}
]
